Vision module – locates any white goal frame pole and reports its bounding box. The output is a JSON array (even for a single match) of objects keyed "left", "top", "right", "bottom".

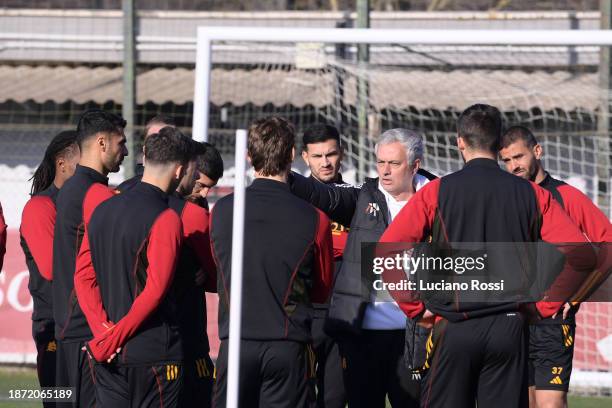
[
  {"left": 226, "top": 128, "right": 248, "bottom": 408},
  {"left": 192, "top": 27, "right": 612, "bottom": 142}
]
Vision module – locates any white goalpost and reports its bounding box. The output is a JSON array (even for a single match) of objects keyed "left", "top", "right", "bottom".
[
  {"left": 193, "top": 27, "right": 612, "bottom": 144},
  {"left": 193, "top": 27, "right": 612, "bottom": 403}
]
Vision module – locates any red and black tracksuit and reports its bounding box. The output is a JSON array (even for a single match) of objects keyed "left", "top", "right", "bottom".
[
  {"left": 20, "top": 184, "right": 59, "bottom": 402},
  {"left": 529, "top": 173, "right": 612, "bottom": 391},
  {"left": 119, "top": 175, "right": 218, "bottom": 406},
  {"left": 380, "top": 158, "right": 593, "bottom": 408},
  {"left": 210, "top": 178, "right": 334, "bottom": 408},
  {"left": 168, "top": 195, "right": 217, "bottom": 407},
  {"left": 311, "top": 175, "right": 349, "bottom": 408},
  {"left": 75, "top": 181, "right": 184, "bottom": 407},
  {"left": 52, "top": 165, "right": 115, "bottom": 408}
]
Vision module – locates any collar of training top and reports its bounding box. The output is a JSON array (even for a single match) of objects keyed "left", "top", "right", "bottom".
[
  {"left": 539, "top": 172, "right": 553, "bottom": 186},
  {"left": 76, "top": 164, "right": 109, "bottom": 185},
  {"left": 309, "top": 172, "right": 345, "bottom": 185},
  {"left": 251, "top": 177, "right": 290, "bottom": 191},
  {"left": 463, "top": 157, "right": 500, "bottom": 170},
  {"left": 134, "top": 180, "right": 169, "bottom": 199}
]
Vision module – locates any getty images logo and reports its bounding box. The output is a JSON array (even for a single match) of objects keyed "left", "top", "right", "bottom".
[{"left": 372, "top": 252, "right": 488, "bottom": 275}]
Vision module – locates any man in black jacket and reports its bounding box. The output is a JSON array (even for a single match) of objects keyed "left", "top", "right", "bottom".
[
  {"left": 301, "top": 123, "right": 348, "bottom": 408},
  {"left": 211, "top": 116, "right": 335, "bottom": 408},
  {"left": 52, "top": 109, "right": 127, "bottom": 408},
  {"left": 499, "top": 126, "right": 611, "bottom": 408},
  {"left": 290, "top": 128, "right": 436, "bottom": 408},
  {"left": 75, "top": 127, "right": 192, "bottom": 407}
]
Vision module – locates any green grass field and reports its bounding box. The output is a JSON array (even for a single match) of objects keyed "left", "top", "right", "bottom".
[{"left": 0, "top": 366, "right": 609, "bottom": 407}]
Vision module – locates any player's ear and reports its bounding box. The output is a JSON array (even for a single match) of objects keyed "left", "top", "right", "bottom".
[
  {"left": 457, "top": 136, "right": 466, "bottom": 152},
  {"left": 175, "top": 163, "right": 185, "bottom": 181},
  {"left": 412, "top": 158, "right": 421, "bottom": 174},
  {"left": 533, "top": 144, "right": 543, "bottom": 160},
  {"left": 98, "top": 133, "right": 107, "bottom": 152},
  {"left": 56, "top": 156, "right": 66, "bottom": 173},
  {"left": 301, "top": 149, "right": 309, "bottom": 165},
  {"left": 291, "top": 147, "right": 295, "bottom": 161}
]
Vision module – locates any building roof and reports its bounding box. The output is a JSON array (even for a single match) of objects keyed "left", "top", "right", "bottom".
[{"left": 0, "top": 64, "right": 601, "bottom": 112}]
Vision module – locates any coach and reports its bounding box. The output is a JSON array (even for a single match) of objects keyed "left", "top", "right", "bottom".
[{"left": 290, "top": 128, "right": 435, "bottom": 408}]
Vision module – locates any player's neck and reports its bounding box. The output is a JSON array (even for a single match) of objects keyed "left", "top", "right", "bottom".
[
  {"left": 141, "top": 174, "right": 174, "bottom": 194},
  {"left": 52, "top": 176, "right": 65, "bottom": 190},
  {"left": 254, "top": 172, "right": 288, "bottom": 183},
  {"left": 78, "top": 156, "right": 107, "bottom": 176},
  {"left": 533, "top": 166, "right": 547, "bottom": 184},
  {"left": 462, "top": 150, "right": 497, "bottom": 163}
]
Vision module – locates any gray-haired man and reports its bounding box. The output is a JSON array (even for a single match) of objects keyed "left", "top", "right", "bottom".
[{"left": 289, "top": 128, "right": 436, "bottom": 408}]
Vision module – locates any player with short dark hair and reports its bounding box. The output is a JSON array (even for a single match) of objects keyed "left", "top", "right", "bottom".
[
  {"left": 116, "top": 133, "right": 218, "bottom": 407},
  {"left": 211, "top": 116, "right": 334, "bottom": 408},
  {"left": 186, "top": 142, "right": 223, "bottom": 209},
  {"left": 380, "top": 104, "right": 595, "bottom": 408},
  {"left": 302, "top": 124, "right": 343, "bottom": 184},
  {"left": 166, "top": 139, "right": 218, "bottom": 407},
  {"left": 75, "top": 126, "right": 192, "bottom": 407},
  {"left": 500, "top": 125, "right": 612, "bottom": 408},
  {"left": 52, "top": 109, "right": 127, "bottom": 408},
  {"left": 20, "top": 130, "right": 80, "bottom": 403},
  {"left": 301, "top": 123, "right": 348, "bottom": 408}
]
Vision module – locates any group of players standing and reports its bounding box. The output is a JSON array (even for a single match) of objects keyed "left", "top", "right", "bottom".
[{"left": 15, "top": 104, "right": 611, "bottom": 408}]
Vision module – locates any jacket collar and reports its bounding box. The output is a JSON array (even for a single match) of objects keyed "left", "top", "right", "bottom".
[
  {"left": 463, "top": 158, "right": 500, "bottom": 170},
  {"left": 539, "top": 172, "right": 553, "bottom": 187},
  {"left": 135, "top": 181, "right": 169, "bottom": 200},
  {"left": 76, "top": 164, "right": 109, "bottom": 185},
  {"left": 251, "top": 177, "right": 290, "bottom": 191}
]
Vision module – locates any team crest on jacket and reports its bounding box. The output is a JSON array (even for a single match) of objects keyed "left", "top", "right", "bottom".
[{"left": 365, "top": 202, "right": 380, "bottom": 217}]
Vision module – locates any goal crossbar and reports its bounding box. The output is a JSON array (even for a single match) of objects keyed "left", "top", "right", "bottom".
[{"left": 193, "top": 27, "right": 612, "bottom": 143}]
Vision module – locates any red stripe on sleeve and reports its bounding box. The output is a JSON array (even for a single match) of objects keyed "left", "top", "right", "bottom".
[
  {"left": 182, "top": 201, "right": 217, "bottom": 293},
  {"left": 531, "top": 183, "right": 595, "bottom": 318},
  {"left": 74, "top": 183, "right": 117, "bottom": 337},
  {"left": 74, "top": 227, "right": 113, "bottom": 338},
  {"left": 558, "top": 184, "right": 612, "bottom": 243},
  {"left": 87, "top": 208, "right": 183, "bottom": 362},
  {"left": 20, "top": 196, "right": 56, "bottom": 280},
  {"left": 82, "top": 184, "right": 116, "bottom": 226},
  {"left": 379, "top": 179, "right": 440, "bottom": 319},
  {"left": 310, "top": 208, "right": 334, "bottom": 303},
  {"left": 380, "top": 178, "right": 440, "bottom": 244}
]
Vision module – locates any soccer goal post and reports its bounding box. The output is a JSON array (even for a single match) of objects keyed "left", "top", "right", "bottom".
[{"left": 194, "top": 27, "right": 612, "bottom": 399}]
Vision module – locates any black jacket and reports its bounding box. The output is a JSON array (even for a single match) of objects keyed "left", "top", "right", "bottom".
[
  {"left": 52, "top": 165, "right": 109, "bottom": 341},
  {"left": 76, "top": 182, "right": 184, "bottom": 365},
  {"left": 210, "top": 178, "right": 334, "bottom": 343},
  {"left": 289, "top": 170, "right": 436, "bottom": 336}
]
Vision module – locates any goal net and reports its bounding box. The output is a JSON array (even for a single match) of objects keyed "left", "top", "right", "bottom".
[{"left": 195, "top": 28, "right": 612, "bottom": 395}]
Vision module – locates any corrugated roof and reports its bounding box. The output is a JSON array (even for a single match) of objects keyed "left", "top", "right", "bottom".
[{"left": 0, "top": 65, "right": 601, "bottom": 112}]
